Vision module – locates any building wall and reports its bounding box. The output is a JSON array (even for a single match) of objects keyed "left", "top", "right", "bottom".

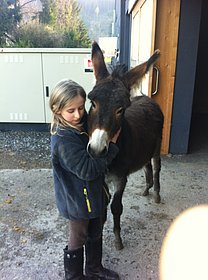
[{"left": 120, "top": 0, "right": 204, "bottom": 154}]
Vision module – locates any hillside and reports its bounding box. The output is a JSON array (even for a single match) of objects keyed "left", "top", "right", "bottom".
[{"left": 78, "top": 0, "right": 116, "bottom": 40}]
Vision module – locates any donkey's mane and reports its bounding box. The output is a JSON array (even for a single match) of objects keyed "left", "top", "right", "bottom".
[{"left": 110, "top": 64, "right": 128, "bottom": 79}]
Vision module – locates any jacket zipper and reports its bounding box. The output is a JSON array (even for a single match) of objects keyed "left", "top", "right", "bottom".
[{"left": 83, "top": 187, "right": 92, "bottom": 213}]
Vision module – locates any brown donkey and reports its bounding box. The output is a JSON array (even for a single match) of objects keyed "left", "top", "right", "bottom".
[{"left": 87, "top": 42, "right": 164, "bottom": 250}]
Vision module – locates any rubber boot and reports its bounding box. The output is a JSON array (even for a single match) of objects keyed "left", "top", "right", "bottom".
[
  {"left": 64, "top": 246, "right": 85, "bottom": 280},
  {"left": 85, "top": 237, "right": 119, "bottom": 280}
]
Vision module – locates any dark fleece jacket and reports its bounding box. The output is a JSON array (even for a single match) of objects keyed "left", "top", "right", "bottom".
[{"left": 51, "top": 125, "right": 119, "bottom": 220}]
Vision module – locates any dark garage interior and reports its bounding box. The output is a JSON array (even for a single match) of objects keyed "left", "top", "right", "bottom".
[{"left": 189, "top": 0, "right": 208, "bottom": 154}]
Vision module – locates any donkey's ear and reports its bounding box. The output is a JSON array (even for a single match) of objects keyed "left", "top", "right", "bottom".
[
  {"left": 123, "top": 50, "right": 160, "bottom": 90},
  {"left": 91, "top": 41, "right": 109, "bottom": 81}
]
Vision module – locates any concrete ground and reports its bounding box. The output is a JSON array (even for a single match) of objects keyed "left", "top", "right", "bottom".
[{"left": 1, "top": 150, "right": 208, "bottom": 280}]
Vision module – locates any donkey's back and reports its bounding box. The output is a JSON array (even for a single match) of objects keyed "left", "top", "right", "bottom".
[{"left": 109, "top": 95, "right": 164, "bottom": 177}]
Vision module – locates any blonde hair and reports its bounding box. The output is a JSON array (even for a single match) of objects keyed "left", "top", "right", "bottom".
[{"left": 49, "top": 79, "right": 86, "bottom": 134}]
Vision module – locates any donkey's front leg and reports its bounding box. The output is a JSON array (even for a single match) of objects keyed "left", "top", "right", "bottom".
[{"left": 110, "top": 176, "right": 127, "bottom": 250}]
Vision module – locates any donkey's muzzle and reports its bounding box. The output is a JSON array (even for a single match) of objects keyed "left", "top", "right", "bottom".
[
  {"left": 87, "top": 128, "right": 109, "bottom": 158},
  {"left": 87, "top": 143, "right": 108, "bottom": 158}
]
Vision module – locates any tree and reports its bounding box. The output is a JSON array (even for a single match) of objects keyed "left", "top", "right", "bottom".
[
  {"left": 1, "top": 0, "right": 90, "bottom": 47},
  {"left": 0, "top": 0, "right": 21, "bottom": 45},
  {"left": 39, "top": 0, "right": 54, "bottom": 26},
  {"left": 39, "top": 0, "right": 90, "bottom": 47}
]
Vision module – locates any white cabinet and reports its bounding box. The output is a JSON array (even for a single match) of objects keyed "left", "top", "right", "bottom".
[
  {"left": 0, "top": 52, "right": 45, "bottom": 122},
  {"left": 0, "top": 48, "right": 94, "bottom": 123}
]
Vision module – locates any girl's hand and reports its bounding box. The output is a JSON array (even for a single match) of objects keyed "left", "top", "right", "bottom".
[{"left": 111, "top": 128, "right": 121, "bottom": 143}]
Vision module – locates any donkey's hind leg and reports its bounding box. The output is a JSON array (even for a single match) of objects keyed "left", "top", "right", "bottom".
[
  {"left": 152, "top": 156, "right": 161, "bottom": 203},
  {"left": 142, "top": 161, "right": 153, "bottom": 197}
]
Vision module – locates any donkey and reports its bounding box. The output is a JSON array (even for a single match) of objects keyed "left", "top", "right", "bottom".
[{"left": 87, "top": 42, "right": 164, "bottom": 250}]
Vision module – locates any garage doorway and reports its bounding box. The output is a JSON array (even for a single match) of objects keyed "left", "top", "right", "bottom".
[{"left": 188, "top": 0, "right": 208, "bottom": 153}]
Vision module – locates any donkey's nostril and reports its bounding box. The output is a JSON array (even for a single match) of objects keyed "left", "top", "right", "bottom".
[
  {"left": 87, "top": 143, "right": 96, "bottom": 157},
  {"left": 87, "top": 143, "right": 98, "bottom": 158}
]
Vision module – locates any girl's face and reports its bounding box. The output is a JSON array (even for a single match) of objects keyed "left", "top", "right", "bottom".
[{"left": 59, "top": 95, "right": 85, "bottom": 126}]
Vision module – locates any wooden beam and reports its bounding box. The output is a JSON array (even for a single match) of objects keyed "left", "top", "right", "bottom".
[{"left": 153, "top": 0, "right": 181, "bottom": 154}]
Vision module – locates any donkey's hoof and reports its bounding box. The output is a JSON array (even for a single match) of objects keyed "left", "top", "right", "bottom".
[
  {"left": 142, "top": 189, "right": 149, "bottom": 196},
  {"left": 154, "top": 193, "right": 161, "bottom": 204},
  {"left": 115, "top": 239, "right": 124, "bottom": 250}
]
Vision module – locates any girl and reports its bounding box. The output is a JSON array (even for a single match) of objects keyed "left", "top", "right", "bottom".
[{"left": 49, "top": 79, "right": 120, "bottom": 280}]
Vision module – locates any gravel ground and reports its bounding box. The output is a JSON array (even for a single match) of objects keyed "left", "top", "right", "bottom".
[
  {"left": 0, "top": 131, "right": 51, "bottom": 169},
  {"left": 0, "top": 130, "right": 208, "bottom": 280}
]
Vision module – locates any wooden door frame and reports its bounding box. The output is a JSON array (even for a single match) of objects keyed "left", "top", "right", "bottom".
[{"left": 153, "top": 0, "right": 181, "bottom": 154}]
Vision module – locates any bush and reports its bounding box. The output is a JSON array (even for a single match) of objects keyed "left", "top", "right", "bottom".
[{"left": 13, "top": 23, "right": 64, "bottom": 48}]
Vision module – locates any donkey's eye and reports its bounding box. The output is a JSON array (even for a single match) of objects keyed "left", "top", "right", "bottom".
[
  {"left": 91, "top": 101, "right": 96, "bottom": 109},
  {"left": 116, "top": 107, "right": 124, "bottom": 115}
]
